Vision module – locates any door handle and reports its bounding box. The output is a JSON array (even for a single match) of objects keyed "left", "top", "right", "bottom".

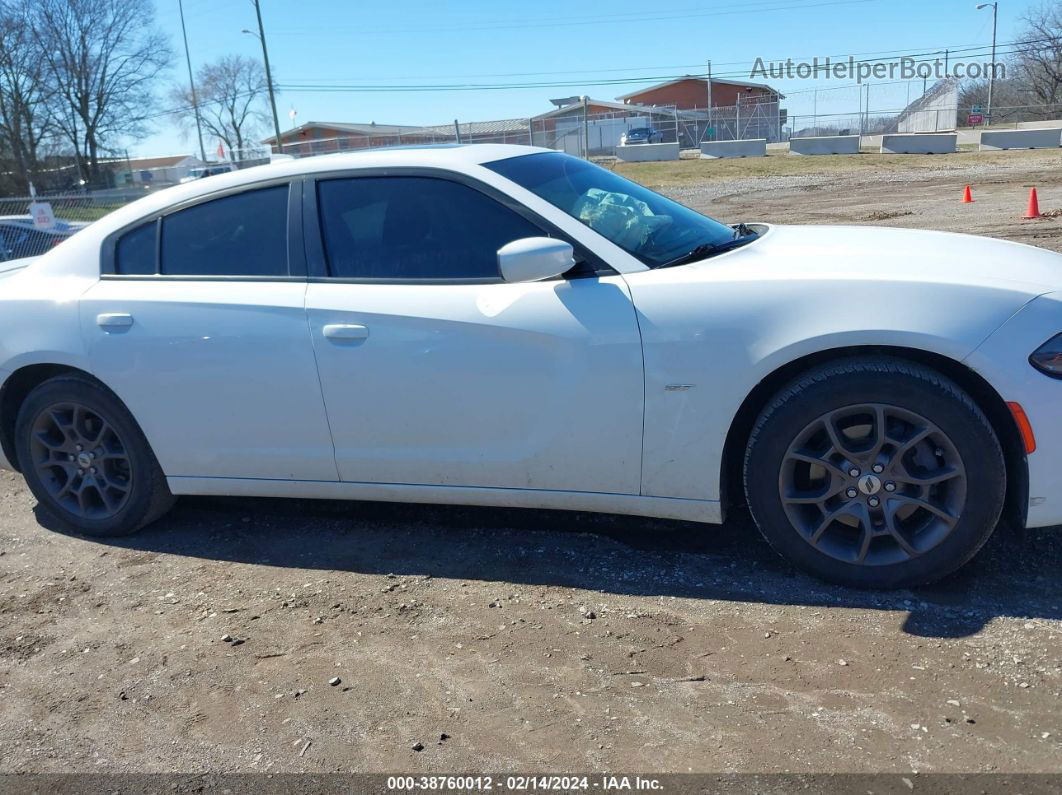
[
  {"left": 322, "top": 323, "right": 369, "bottom": 341},
  {"left": 96, "top": 313, "right": 134, "bottom": 330}
]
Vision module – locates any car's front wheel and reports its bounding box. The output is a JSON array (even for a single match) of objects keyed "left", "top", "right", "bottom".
[
  {"left": 744, "top": 358, "right": 1006, "bottom": 588},
  {"left": 15, "top": 374, "right": 175, "bottom": 537}
]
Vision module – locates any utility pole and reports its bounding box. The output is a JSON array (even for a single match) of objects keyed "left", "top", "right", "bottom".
[
  {"left": 178, "top": 0, "right": 207, "bottom": 162},
  {"left": 250, "top": 0, "right": 283, "bottom": 153},
  {"left": 976, "top": 2, "right": 998, "bottom": 126}
]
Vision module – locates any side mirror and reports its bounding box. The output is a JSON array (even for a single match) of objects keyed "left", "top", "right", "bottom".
[{"left": 497, "top": 237, "right": 575, "bottom": 283}]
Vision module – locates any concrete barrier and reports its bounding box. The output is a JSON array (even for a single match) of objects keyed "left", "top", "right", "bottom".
[
  {"left": 880, "top": 133, "right": 957, "bottom": 154},
  {"left": 699, "top": 139, "right": 767, "bottom": 159},
  {"left": 615, "top": 142, "right": 680, "bottom": 162},
  {"left": 789, "top": 135, "right": 861, "bottom": 155},
  {"left": 979, "top": 128, "right": 1062, "bottom": 151}
]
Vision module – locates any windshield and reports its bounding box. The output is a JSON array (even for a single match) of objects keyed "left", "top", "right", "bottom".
[{"left": 486, "top": 151, "right": 736, "bottom": 268}]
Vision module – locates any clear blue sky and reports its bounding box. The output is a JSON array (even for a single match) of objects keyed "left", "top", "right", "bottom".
[{"left": 140, "top": 0, "right": 1027, "bottom": 157}]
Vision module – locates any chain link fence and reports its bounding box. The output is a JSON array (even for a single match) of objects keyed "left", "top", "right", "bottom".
[
  {"left": 3, "top": 93, "right": 1059, "bottom": 230},
  {"left": 254, "top": 100, "right": 786, "bottom": 162},
  {"left": 786, "top": 103, "right": 1062, "bottom": 139},
  {"left": 0, "top": 194, "right": 130, "bottom": 261}
]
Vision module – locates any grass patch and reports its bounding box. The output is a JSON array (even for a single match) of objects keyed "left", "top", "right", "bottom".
[{"left": 58, "top": 204, "right": 127, "bottom": 222}]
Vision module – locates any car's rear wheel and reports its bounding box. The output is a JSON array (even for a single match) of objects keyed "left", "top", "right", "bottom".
[
  {"left": 744, "top": 358, "right": 1005, "bottom": 588},
  {"left": 15, "top": 375, "right": 175, "bottom": 537}
]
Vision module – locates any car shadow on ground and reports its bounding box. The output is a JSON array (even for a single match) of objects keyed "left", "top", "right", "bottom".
[{"left": 35, "top": 495, "right": 1062, "bottom": 640}]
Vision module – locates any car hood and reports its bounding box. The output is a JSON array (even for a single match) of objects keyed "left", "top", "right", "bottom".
[{"left": 696, "top": 224, "right": 1062, "bottom": 295}]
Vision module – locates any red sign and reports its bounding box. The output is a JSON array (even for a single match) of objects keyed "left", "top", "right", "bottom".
[{"left": 968, "top": 113, "right": 984, "bottom": 126}]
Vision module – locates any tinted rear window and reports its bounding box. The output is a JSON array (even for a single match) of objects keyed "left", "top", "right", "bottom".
[
  {"left": 115, "top": 221, "right": 157, "bottom": 275},
  {"left": 160, "top": 185, "right": 289, "bottom": 277}
]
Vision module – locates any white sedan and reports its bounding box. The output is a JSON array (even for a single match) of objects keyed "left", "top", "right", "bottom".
[{"left": 1, "top": 144, "right": 1059, "bottom": 588}]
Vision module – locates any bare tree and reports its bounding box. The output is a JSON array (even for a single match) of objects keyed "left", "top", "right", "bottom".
[
  {"left": 1012, "top": 1, "right": 1062, "bottom": 115},
  {"left": 171, "top": 55, "right": 268, "bottom": 161},
  {"left": 0, "top": 0, "right": 54, "bottom": 193},
  {"left": 32, "top": 0, "right": 172, "bottom": 185}
]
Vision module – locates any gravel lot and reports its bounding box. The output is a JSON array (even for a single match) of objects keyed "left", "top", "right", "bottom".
[{"left": 1, "top": 151, "right": 1061, "bottom": 775}]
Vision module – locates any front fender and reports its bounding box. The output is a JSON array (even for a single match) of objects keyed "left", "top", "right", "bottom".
[{"left": 622, "top": 265, "right": 1038, "bottom": 502}]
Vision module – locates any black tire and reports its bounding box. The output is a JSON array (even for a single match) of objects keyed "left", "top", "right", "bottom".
[
  {"left": 744, "top": 358, "right": 1005, "bottom": 589},
  {"left": 15, "top": 374, "right": 175, "bottom": 537}
]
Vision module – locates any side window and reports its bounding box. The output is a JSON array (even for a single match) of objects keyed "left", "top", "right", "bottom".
[
  {"left": 115, "top": 221, "right": 157, "bottom": 275},
  {"left": 316, "top": 176, "right": 543, "bottom": 280},
  {"left": 160, "top": 185, "right": 289, "bottom": 277}
]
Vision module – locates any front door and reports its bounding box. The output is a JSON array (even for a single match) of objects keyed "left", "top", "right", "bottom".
[{"left": 305, "top": 173, "right": 644, "bottom": 493}]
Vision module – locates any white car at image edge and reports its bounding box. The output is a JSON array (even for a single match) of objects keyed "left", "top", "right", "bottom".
[{"left": 0, "top": 144, "right": 1059, "bottom": 588}]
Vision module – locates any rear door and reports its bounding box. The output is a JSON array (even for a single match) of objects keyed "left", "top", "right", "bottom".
[
  {"left": 304, "top": 171, "right": 644, "bottom": 493},
  {"left": 81, "top": 180, "right": 337, "bottom": 482}
]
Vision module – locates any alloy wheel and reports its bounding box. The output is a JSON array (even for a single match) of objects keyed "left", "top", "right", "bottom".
[
  {"left": 778, "top": 403, "right": 967, "bottom": 566},
  {"left": 28, "top": 402, "right": 133, "bottom": 520}
]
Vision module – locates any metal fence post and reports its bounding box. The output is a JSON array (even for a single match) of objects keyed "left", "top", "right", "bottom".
[
  {"left": 582, "top": 96, "right": 589, "bottom": 159},
  {"left": 454, "top": 120, "right": 462, "bottom": 144}
]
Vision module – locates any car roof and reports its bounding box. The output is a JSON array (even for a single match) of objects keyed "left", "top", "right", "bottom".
[
  {"left": 225, "top": 143, "right": 548, "bottom": 183},
  {"left": 82, "top": 144, "right": 557, "bottom": 241}
]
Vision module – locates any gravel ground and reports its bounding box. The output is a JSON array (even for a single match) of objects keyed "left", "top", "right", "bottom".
[
  {"left": 647, "top": 149, "right": 1062, "bottom": 254},
  {"left": 1, "top": 152, "right": 1061, "bottom": 775}
]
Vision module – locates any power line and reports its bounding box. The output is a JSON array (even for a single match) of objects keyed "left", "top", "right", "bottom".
[
  {"left": 274, "top": 38, "right": 1053, "bottom": 95},
  {"left": 149, "top": 36, "right": 1055, "bottom": 125},
  {"left": 277, "top": 43, "right": 998, "bottom": 84}
]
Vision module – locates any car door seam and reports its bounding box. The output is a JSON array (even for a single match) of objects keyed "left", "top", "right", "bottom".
[
  {"left": 302, "top": 283, "right": 342, "bottom": 481},
  {"left": 617, "top": 273, "right": 648, "bottom": 497}
]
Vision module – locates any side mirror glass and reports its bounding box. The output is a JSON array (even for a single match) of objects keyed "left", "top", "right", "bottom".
[{"left": 497, "top": 237, "right": 575, "bottom": 283}]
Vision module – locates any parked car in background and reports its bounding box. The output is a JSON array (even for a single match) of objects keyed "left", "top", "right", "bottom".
[
  {"left": 0, "top": 216, "right": 88, "bottom": 262},
  {"left": 179, "top": 164, "right": 236, "bottom": 184},
  {"left": 620, "top": 127, "right": 663, "bottom": 145},
  {"left": 0, "top": 144, "right": 1060, "bottom": 589}
]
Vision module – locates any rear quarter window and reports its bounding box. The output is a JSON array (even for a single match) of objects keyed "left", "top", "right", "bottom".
[{"left": 115, "top": 221, "right": 157, "bottom": 275}]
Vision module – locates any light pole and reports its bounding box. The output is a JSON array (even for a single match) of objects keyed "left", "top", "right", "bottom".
[
  {"left": 178, "top": 0, "right": 207, "bottom": 162},
  {"left": 242, "top": 0, "right": 283, "bottom": 154},
  {"left": 976, "top": 2, "right": 998, "bottom": 126}
]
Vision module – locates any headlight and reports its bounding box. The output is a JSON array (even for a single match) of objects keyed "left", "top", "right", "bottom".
[{"left": 1029, "top": 333, "right": 1062, "bottom": 378}]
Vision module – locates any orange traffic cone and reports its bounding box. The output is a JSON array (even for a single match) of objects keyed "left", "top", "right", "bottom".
[
  {"left": 962, "top": 185, "right": 974, "bottom": 203},
  {"left": 1024, "top": 187, "right": 1041, "bottom": 219}
]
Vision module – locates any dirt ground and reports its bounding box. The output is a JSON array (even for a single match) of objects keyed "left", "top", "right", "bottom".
[
  {"left": 1, "top": 150, "right": 1061, "bottom": 776},
  {"left": 619, "top": 147, "right": 1062, "bottom": 254}
]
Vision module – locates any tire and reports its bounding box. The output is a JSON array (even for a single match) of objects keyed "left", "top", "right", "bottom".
[
  {"left": 15, "top": 374, "right": 175, "bottom": 537},
  {"left": 743, "top": 358, "right": 1005, "bottom": 589}
]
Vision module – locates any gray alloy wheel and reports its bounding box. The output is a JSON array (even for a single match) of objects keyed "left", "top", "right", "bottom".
[
  {"left": 28, "top": 401, "right": 134, "bottom": 520},
  {"left": 15, "top": 374, "right": 176, "bottom": 537},
  {"left": 778, "top": 403, "right": 967, "bottom": 567},
  {"left": 743, "top": 358, "right": 1005, "bottom": 588}
]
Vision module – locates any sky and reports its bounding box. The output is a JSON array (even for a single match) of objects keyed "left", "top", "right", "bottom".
[{"left": 139, "top": 0, "right": 1028, "bottom": 158}]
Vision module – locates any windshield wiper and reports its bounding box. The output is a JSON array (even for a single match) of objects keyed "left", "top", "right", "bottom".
[{"left": 658, "top": 232, "right": 759, "bottom": 268}]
